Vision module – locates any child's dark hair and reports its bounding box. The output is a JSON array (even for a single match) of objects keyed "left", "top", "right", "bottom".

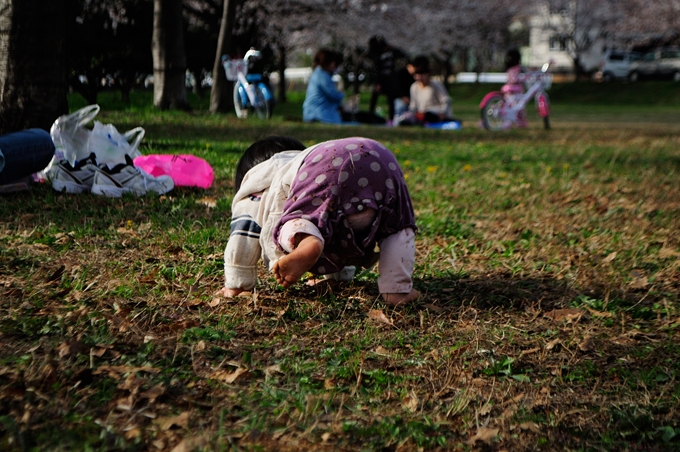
[
  {"left": 505, "top": 48, "right": 521, "bottom": 70},
  {"left": 412, "top": 55, "right": 430, "bottom": 74},
  {"left": 234, "top": 136, "right": 305, "bottom": 191}
]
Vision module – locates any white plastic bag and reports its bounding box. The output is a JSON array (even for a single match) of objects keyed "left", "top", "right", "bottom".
[
  {"left": 88, "top": 121, "right": 144, "bottom": 165},
  {"left": 49, "top": 104, "right": 100, "bottom": 166}
]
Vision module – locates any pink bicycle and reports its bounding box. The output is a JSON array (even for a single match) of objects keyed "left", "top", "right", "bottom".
[{"left": 479, "top": 63, "right": 552, "bottom": 131}]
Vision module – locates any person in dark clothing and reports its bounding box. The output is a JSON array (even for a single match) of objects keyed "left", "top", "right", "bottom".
[{"left": 367, "top": 35, "right": 408, "bottom": 121}]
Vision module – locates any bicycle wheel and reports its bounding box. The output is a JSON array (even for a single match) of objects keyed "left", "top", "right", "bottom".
[
  {"left": 233, "top": 82, "right": 248, "bottom": 118},
  {"left": 253, "top": 84, "right": 271, "bottom": 119},
  {"left": 480, "top": 94, "right": 506, "bottom": 131}
]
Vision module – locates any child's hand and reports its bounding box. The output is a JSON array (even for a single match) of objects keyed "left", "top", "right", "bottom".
[
  {"left": 216, "top": 287, "right": 245, "bottom": 298},
  {"left": 381, "top": 288, "right": 420, "bottom": 306}
]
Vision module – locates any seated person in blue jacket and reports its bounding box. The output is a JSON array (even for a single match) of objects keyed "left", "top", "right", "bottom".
[
  {"left": 0, "top": 128, "right": 55, "bottom": 189},
  {"left": 303, "top": 49, "right": 385, "bottom": 125}
]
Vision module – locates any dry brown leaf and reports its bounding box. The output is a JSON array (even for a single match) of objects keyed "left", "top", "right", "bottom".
[
  {"left": 367, "top": 309, "right": 394, "bottom": 326},
  {"left": 659, "top": 246, "right": 679, "bottom": 259},
  {"left": 374, "top": 345, "right": 390, "bottom": 356},
  {"left": 479, "top": 404, "right": 493, "bottom": 416},
  {"left": 402, "top": 393, "right": 418, "bottom": 412},
  {"left": 423, "top": 303, "right": 444, "bottom": 313},
  {"left": 518, "top": 422, "right": 540, "bottom": 433},
  {"left": 170, "top": 435, "right": 208, "bottom": 452},
  {"left": 465, "top": 427, "right": 499, "bottom": 445},
  {"left": 578, "top": 334, "right": 594, "bottom": 352},
  {"left": 544, "top": 308, "right": 585, "bottom": 322},
  {"left": 586, "top": 307, "right": 614, "bottom": 318},
  {"left": 124, "top": 427, "right": 142, "bottom": 440},
  {"left": 545, "top": 338, "right": 561, "bottom": 350},
  {"left": 157, "top": 411, "right": 190, "bottom": 430},
  {"left": 116, "top": 394, "right": 135, "bottom": 411},
  {"left": 602, "top": 252, "right": 617, "bottom": 263},
  {"left": 211, "top": 367, "right": 249, "bottom": 384},
  {"left": 194, "top": 341, "right": 206, "bottom": 352},
  {"left": 629, "top": 270, "right": 649, "bottom": 289},
  {"left": 321, "top": 432, "right": 332, "bottom": 442},
  {"left": 140, "top": 384, "right": 165, "bottom": 401},
  {"left": 265, "top": 364, "right": 282, "bottom": 377},
  {"left": 520, "top": 347, "right": 540, "bottom": 356},
  {"left": 208, "top": 297, "right": 221, "bottom": 307},
  {"left": 197, "top": 197, "right": 217, "bottom": 209},
  {"left": 324, "top": 378, "right": 336, "bottom": 389}
]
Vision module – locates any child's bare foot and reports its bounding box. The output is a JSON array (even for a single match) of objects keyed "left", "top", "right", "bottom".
[
  {"left": 216, "top": 287, "right": 245, "bottom": 298},
  {"left": 382, "top": 288, "right": 420, "bottom": 306},
  {"left": 273, "top": 235, "right": 323, "bottom": 288}
]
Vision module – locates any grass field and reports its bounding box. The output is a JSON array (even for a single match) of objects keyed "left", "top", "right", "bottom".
[{"left": 1, "top": 82, "right": 679, "bottom": 451}]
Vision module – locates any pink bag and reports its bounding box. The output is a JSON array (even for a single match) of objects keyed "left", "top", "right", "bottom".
[{"left": 133, "top": 154, "right": 214, "bottom": 189}]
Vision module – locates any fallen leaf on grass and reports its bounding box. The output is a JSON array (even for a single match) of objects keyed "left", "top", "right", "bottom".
[
  {"left": 373, "top": 345, "right": 390, "bottom": 356},
  {"left": 465, "top": 427, "right": 499, "bottom": 445},
  {"left": 208, "top": 297, "right": 221, "bottom": 307},
  {"left": 57, "top": 340, "right": 89, "bottom": 358},
  {"left": 629, "top": 270, "right": 649, "bottom": 289},
  {"left": 140, "top": 384, "right": 165, "bottom": 401},
  {"left": 93, "top": 365, "right": 160, "bottom": 380},
  {"left": 545, "top": 338, "right": 561, "bottom": 350},
  {"left": 402, "top": 393, "right": 418, "bottom": 412},
  {"left": 423, "top": 303, "right": 444, "bottom": 313},
  {"left": 265, "top": 364, "right": 282, "bottom": 377},
  {"left": 520, "top": 347, "right": 540, "bottom": 356},
  {"left": 578, "top": 334, "right": 594, "bottom": 352},
  {"left": 602, "top": 252, "right": 617, "bottom": 263},
  {"left": 124, "top": 427, "right": 142, "bottom": 440},
  {"left": 171, "top": 435, "right": 208, "bottom": 452},
  {"left": 156, "top": 411, "right": 190, "bottom": 430},
  {"left": 197, "top": 197, "right": 217, "bottom": 208},
  {"left": 586, "top": 307, "right": 614, "bottom": 318},
  {"left": 210, "top": 367, "right": 249, "bottom": 384},
  {"left": 544, "top": 308, "right": 585, "bottom": 322},
  {"left": 659, "top": 246, "right": 679, "bottom": 259},
  {"left": 367, "top": 309, "right": 393, "bottom": 326},
  {"left": 517, "top": 422, "right": 540, "bottom": 433}
]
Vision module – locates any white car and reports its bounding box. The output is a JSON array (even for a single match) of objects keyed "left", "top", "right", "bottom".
[
  {"left": 628, "top": 48, "right": 680, "bottom": 81},
  {"left": 596, "top": 50, "right": 641, "bottom": 82}
]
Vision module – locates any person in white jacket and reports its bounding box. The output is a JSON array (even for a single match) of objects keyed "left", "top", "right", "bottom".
[{"left": 219, "top": 135, "right": 419, "bottom": 306}]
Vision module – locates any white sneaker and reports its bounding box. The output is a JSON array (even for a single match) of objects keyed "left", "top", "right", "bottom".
[
  {"left": 51, "top": 153, "right": 99, "bottom": 193},
  {"left": 91, "top": 155, "right": 174, "bottom": 197}
]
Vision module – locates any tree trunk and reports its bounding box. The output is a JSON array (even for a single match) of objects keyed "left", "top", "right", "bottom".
[
  {"left": 209, "top": 0, "right": 238, "bottom": 114},
  {"left": 0, "top": 0, "right": 68, "bottom": 134},
  {"left": 277, "top": 44, "right": 287, "bottom": 104},
  {"left": 152, "top": 0, "right": 190, "bottom": 111}
]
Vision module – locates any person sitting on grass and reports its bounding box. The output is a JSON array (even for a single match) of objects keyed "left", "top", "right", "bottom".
[
  {"left": 218, "top": 135, "right": 419, "bottom": 306},
  {"left": 397, "top": 55, "right": 454, "bottom": 126}
]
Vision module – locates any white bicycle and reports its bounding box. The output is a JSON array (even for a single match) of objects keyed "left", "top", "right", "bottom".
[{"left": 222, "top": 52, "right": 274, "bottom": 120}]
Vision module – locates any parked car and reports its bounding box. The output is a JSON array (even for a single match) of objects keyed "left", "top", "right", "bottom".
[
  {"left": 596, "top": 50, "right": 641, "bottom": 82},
  {"left": 628, "top": 48, "right": 680, "bottom": 81}
]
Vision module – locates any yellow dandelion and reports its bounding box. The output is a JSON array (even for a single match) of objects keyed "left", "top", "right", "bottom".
[
  {"left": 404, "top": 173, "right": 410, "bottom": 179},
  {"left": 394, "top": 148, "right": 400, "bottom": 154},
  {"left": 500, "top": 172, "right": 507, "bottom": 178},
  {"left": 546, "top": 166, "right": 552, "bottom": 173},
  {"left": 463, "top": 164, "right": 472, "bottom": 172},
  {"left": 127, "top": 220, "right": 133, "bottom": 228},
  {"left": 404, "top": 160, "right": 412, "bottom": 167},
  {"left": 563, "top": 163, "right": 570, "bottom": 170},
  {"left": 427, "top": 166, "right": 438, "bottom": 173},
  {"left": 205, "top": 143, "right": 211, "bottom": 148}
]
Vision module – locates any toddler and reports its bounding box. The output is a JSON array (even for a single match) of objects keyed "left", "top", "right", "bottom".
[{"left": 220, "top": 136, "right": 419, "bottom": 306}]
